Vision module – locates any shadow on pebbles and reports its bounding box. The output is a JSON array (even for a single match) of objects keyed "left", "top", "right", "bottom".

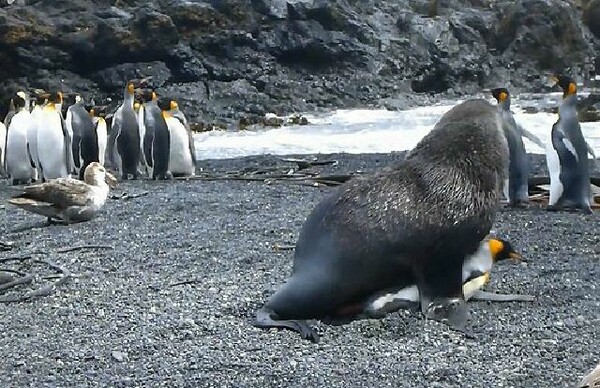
[{"left": 0, "top": 153, "right": 598, "bottom": 388}]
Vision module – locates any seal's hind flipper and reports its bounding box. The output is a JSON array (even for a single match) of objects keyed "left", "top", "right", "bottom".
[
  {"left": 253, "top": 307, "right": 320, "bottom": 343},
  {"left": 470, "top": 290, "right": 535, "bottom": 302}
]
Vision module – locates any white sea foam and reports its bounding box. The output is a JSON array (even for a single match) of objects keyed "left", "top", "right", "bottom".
[{"left": 194, "top": 98, "right": 600, "bottom": 160}]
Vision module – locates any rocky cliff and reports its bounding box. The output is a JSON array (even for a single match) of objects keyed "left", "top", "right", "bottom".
[{"left": 0, "top": 0, "right": 598, "bottom": 127}]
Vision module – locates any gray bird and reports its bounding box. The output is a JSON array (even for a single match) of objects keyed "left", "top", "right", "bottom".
[
  {"left": 577, "top": 362, "right": 600, "bottom": 388},
  {"left": 8, "top": 162, "right": 117, "bottom": 224}
]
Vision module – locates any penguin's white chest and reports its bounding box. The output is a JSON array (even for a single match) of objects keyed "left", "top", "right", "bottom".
[
  {"left": 166, "top": 117, "right": 194, "bottom": 175},
  {"left": 37, "top": 110, "right": 68, "bottom": 180},
  {"left": 0, "top": 121, "right": 6, "bottom": 169},
  {"left": 95, "top": 118, "right": 108, "bottom": 166},
  {"left": 545, "top": 140, "right": 563, "bottom": 205},
  {"left": 6, "top": 111, "right": 34, "bottom": 180},
  {"left": 462, "top": 245, "right": 494, "bottom": 282}
]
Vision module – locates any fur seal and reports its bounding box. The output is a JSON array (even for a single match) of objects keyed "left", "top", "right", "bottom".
[{"left": 253, "top": 99, "right": 508, "bottom": 342}]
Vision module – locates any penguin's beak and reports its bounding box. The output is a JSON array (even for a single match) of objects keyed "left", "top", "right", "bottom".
[
  {"left": 509, "top": 251, "right": 523, "bottom": 263},
  {"left": 105, "top": 172, "right": 118, "bottom": 189}
]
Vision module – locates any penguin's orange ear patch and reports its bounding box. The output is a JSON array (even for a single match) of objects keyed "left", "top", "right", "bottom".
[
  {"left": 488, "top": 239, "right": 504, "bottom": 258},
  {"left": 498, "top": 91, "right": 508, "bottom": 102},
  {"left": 567, "top": 82, "right": 577, "bottom": 96}
]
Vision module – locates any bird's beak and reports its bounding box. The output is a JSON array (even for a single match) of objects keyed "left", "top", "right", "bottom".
[
  {"left": 509, "top": 252, "right": 523, "bottom": 263},
  {"left": 105, "top": 172, "right": 118, "bottom": 189}
]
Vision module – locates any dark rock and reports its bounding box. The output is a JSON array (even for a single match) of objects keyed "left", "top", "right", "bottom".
[
  {"left": 0, "top": 0, "right": 598, "bottom": 126},
  {"left": 91, "top": 62, "right": 171, "bottom": 91},
  {"left": 492, "top": 0, "right": 592, "bottom": 73},
  {"left": 165, "top": 44, "right": 207, "bottom": 82},
  {"left": 584, "top": 0, "right": 600, "bottom": 38}
]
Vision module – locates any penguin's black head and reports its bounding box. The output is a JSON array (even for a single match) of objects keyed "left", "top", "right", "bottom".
[
  {"left": 48, "top": 91, "right": 63, "bottom": 104},
  {"left": 12, "top": 94, "right": 26, "bottom": 109},
  {"left": 552, "top": 75, "right": 577, "bottom": 98},
  {"left": 489, "top": 238, "right": 522, "bottom": 263},
  {"left": 139, "top": 89, "right": 157, "bottom": 103},
  {"left": 491, "top": 88, "right": 510, "bottom": 103},
  {"left": 127, "top": 81, "right": 135, "bottom": 96},
  {"left": 157, "top": 97, "right": 173, "bottom": 111},
  {"left": 35, "top": 94, "right": 47, "bottom": 106}
]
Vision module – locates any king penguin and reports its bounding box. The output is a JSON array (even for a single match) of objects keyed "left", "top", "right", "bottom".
[
  {"left": 87, "top": 107, "right": 108, "bottom": 167},
  {"left": 346, "top": 237, "right": 532, "bottom": 321},
  {"left": 142, "top": 91, "right": 170, "bottom": 180},
  {"left": 253, "top": 99, "right": 509, "bottom": 342},
  {"left": 546, "top": 75, "right": 594, "bottom": 213},
  {"left": 491, "top": 88, "right": 546, "bottom": 207},
  {"left": 161, "top": 99, "right": 196, "bottom": 177},
  {"left": 5, "top": 94, "right": 36, "bottom": 185},
  {"left": 67, "top": 96, "right": 100, "bottom": 180},
  {"left": 65, "top": 95, "right": 87, "bottom": 175},
  {"left": 36, "top": 91, "right": 73, "bottom": 181},
  {"left": 110, "top": 81, "right": 141, "bottom": 180}
]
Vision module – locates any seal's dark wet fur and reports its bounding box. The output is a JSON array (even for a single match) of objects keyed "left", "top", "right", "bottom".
[{"left": 255, "top": 99, "right": 509, "bottom": 342}]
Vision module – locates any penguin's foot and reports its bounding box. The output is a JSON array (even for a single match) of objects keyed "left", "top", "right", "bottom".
[
  {"left": 508, "top": 200, "right": 528, "bottom": 209},
  {"left": 253, "top": 307, "right": 320, "bottom": 343},
  {"left": 470, "top": 290, "right": 535, "bottom": 302},
  {"left": 545, "top": 204, "right": 562, "bottom": 212}
]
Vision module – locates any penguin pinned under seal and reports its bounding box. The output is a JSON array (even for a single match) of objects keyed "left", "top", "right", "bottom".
[
  {"left": 5, "top": 94, "right": 36, "bottom": 185},
  {"left": 253, "top": 99, "right": 509, "bottom": 342},
  {"left": 361, "top": 237, "right": 533, "bottom": 320},
  {"left": 161, "top": 99, "right": 196, "bottom": 177},
  {"left": 36, "top": 91, "right": 73, "bottom": 181},
  {"left": 546, "top": 75, "right": 594, "bottom": 213},
  {"left": 491, "top": 88, "right": 546, "bottom": 207},
  {"left": 110, "top": 81, "right": 141, "bottom": 180}
]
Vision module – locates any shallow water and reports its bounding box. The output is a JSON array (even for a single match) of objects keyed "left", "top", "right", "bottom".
[{"left": 194, "top": 93, "right": 600, "bottom": 160}]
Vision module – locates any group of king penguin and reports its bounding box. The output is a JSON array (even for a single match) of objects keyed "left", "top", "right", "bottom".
[
  {"left": 492, "top": 75, "right": 597, "bottom": 214},
  {"left": 0, "top": 80, "right": 197, "bottom": 185}
]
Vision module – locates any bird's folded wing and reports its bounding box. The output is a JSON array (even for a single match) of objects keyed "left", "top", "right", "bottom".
[{"left": 17, "top": 179, "right": 91, "bottom": 207}]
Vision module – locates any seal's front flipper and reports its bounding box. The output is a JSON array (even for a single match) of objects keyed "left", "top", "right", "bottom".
[
  {"left": 470, "top": 290, "right": 535, "bottom": 302},
  {"left": 253, "top": 307, "right": 320, "bottom": 343}
]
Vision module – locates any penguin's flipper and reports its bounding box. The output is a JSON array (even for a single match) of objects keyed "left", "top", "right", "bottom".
[
  {"left": 26, "top": 143, "right": 36, "bottom": 169},
  {"left": 253, "top": 307, "right": 319, "bottom": 343},
  {"left": 470, "top": 290, "right": 535, "bottom": 302},
  {"left": 520, "top": 125, "right": 546, "bottom": 149},
  {"left": 60, "top": 115, "right": 75, "bottom": 174},
  {"left": 187, "top": 127, "right": 197, "bottom": 168},
  {"left": 554, "top": 128, "right": 579, "bottom": 163},
  {"left": 108, "top": 113, "right": 121, "bottom": 169}
]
